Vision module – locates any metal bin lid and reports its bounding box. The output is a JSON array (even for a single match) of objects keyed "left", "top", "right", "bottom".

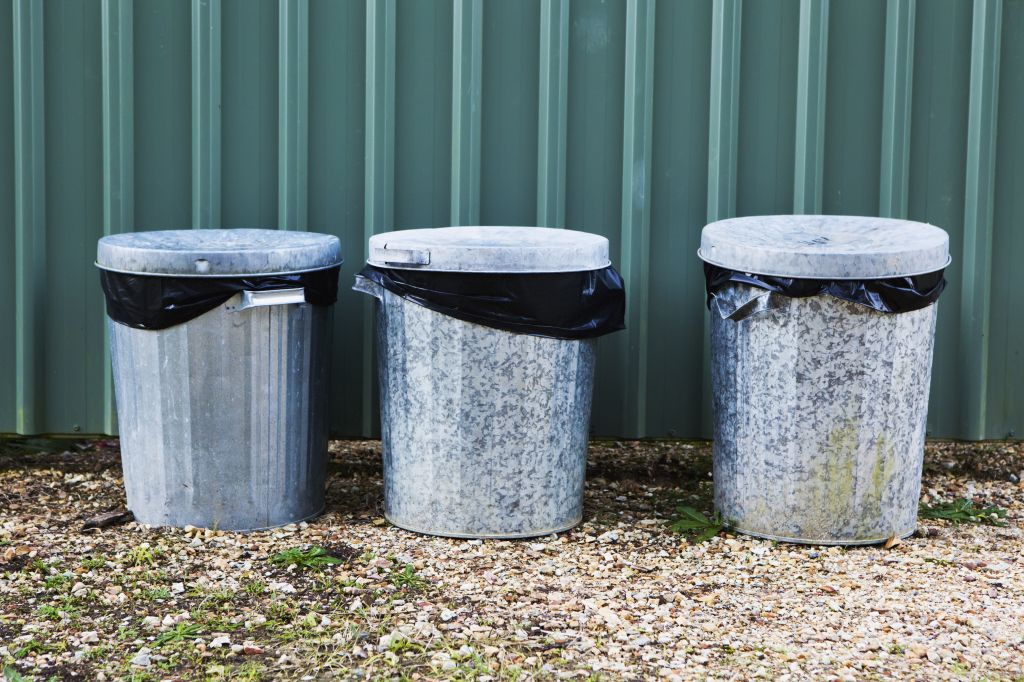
[
  {"left": 698, "top": 215, "right": 950, "bottom": 279},
  {"left": 366, "top": 226, "right": 610, "bottom": 273},
  {"left": 97, "top": 229, "right": 342, "bottom": 277}
]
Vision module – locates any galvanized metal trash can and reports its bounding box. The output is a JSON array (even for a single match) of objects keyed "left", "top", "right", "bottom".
[
  {"left": 354, "top": 226, "right": 625, "bottom": 538},
  {"left": 699, "top": 216, "right": 950, "bottom": 545},
  {"left": 96, "top": 229, "right": 342, "bottom": 531}
]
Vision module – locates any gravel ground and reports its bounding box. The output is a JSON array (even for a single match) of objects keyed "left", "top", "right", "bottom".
[{"left": 0, "top": 438, "right": 1021, "bottom": 681}]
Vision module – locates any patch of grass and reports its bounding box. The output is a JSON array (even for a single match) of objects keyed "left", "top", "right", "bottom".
[
  {"left": 13, "top": 638, "right": 60, "bottom": 659},
  {"left": 200, "top": 615, "right": 243, "bottom": 633},
  {"left": 950, "top": 661, "right": 971, "bottom": 676},
  {"left": 37, "top": 603, "right": 77, "bottom": 621},
  {"left": 888, "top": 643, "right": 905, "bottom": 655},
  {"left": 269, "top": 546, "right": 343, "bottom": 570},
  {"left": 230, "top": 661, "right": 265, "bottom": 681},
  {"left": 206, "top": 588, "right": 235, "bottom": 603},
  {"left": 3, "top": 666, "right": 29, "bottom": 682},
  {"left": 143, "top": 587, "right": 172, "bottom": 601},
  {"left": 389, "top": 564, "right": 427, "bottom": 591},
  {"left": 153, "top": 622, "right": 203, "bottom": 647},
  {"left": 57, "top": 590, "right": 97, "bottom": 609},
  {"left": 81, "top": 555, "right": 107, "bottom": 570},
  {"left": 124, "top": 543, "right": 161, "bottom": 567},
  {"left": 919, "top": 499, "right": 1008, "bottom": 526},
  {"left": 387, "top": 637, "right": 423, "bottom": 655},
  {"left": 266, "top": 600, "right": 297, "bottom": 625},
  {"left": 117, "top": 626, "right": 140, "bottom": 641},
  {"left": 83, "top": 644, "right": 111, "bottom": 661},
  {"left": 205, "top": 661, "right": 265, "bottom": 681},
  {"left": 243, "top": 579, "right": 266, "bottom": 596},
  {"left": 923, "top": 557, "right": 953, "bottom": 566},
  {"left": 43, "top": 572, "right": 73, "bottom": 590},
  {"left": 669, "top": 506, "right": 724, "bottom": 543}
]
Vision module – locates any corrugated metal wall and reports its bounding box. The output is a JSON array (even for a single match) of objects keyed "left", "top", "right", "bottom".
[{"left": 2, "top": 0, "right": 1021, "bottom": 440}]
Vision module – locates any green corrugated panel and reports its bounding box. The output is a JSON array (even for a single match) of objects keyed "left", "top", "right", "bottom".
[
  {"left": 1, "top": 0, "right": 1021, "bottom": 439},
  {"left": 989, "top": 0, "right": 1024, "bottom": 439},
  {"left": 0, "top": 4, "right": 16, "bottom": 433}
]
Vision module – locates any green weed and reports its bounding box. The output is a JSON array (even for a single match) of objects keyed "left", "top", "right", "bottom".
[
  {"left": 389, "top": 564, "right": 427, "bottom": 591},
  {"left": 82, "top": 555, "right": 108, "bottom": 570},
  {"left": 243, "top": 579, "right": 266, "bottom": 596},
  {"left": 43, "top": 572, "right": 72, "bottom": 590},
  {"left": 124, "top": 543, "right": 161, "bottom": 567},
  {"left": 153, "top": 623, "right": 203, "bottom": 647},
  {"left": 669, "top": 506, "right": 724, "bottom": 543},
  {"left": 143, "top": 587, "right": 172, "bottom": 601},
  {"left": 3, "top": 666, "right": 28, "bottom": 682},
  {"left": 269, "top": 546, "right": 343, "bottom": 570},
  {"left": 919, "top": 499, "right": 1008, "bottom": 526},
  {"left": 14, "top": 638, "right": 60, "bottom": 659}
]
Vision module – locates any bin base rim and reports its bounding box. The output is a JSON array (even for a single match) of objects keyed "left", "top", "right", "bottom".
[
  {"left": 384, "top": 513, "right": 582, "bottom": 540},
  {"left": 724, "top": 524, "right": 917, "bottom": 547},
  {"left": 129, "top": 504, "right": 326, "bottom": 533}
]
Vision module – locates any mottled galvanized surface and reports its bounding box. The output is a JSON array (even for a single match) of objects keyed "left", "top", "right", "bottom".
[
  {"left": 374, "top": 288, "right": 596, "bottom": 538},
  {"left": 368, "top": 226, "right": 610, "bottom": 273},
  {"left": 109, "top": 297, "right": 331, "bottom": 530},
  {"left": 97, "top": 229, "right": 342, "bottom": 277},
  {"left": 699, "top": 216, "right": 950, "bottom": 279},
  {"left": 710, "top": 284, "right": 938, "bottom": 545}
]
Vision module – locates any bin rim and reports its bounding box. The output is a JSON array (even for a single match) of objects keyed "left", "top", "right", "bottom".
[{"left": 94, "top": 261, "right": 343, "bottom": 278}]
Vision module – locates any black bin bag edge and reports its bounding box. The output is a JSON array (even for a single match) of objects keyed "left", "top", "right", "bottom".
[
  {"left": 99, "top": 265, "right": 342, "bottom": 331},
  {"left": 703, "top": 261, "right": 946, "bottom": 319},
  {"left": 356, "top": 264, "right": 626, "bottom": 340}
]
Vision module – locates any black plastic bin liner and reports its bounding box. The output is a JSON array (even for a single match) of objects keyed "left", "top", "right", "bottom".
[
  {"left": 357, "top": 264, "right": 625, "bottom": 340},
  {"left": 704, "top": 262, "right": 946, "bottom": 316},
  {"left": 100, "top": 266, "right": 341, "bottom": 330}
]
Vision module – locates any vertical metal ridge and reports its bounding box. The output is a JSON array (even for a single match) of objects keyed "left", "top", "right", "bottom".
[
  {"left": 707, "top": 0, "right": 741, "bottom": 223},
  {"left": 536, "top": 0, "right": 568, "bottom": 228},
  {"left": 704, "top": 0, "right": 742, "bottom": 435},
  {"left": 879, "top": 0, "right": 915, "bottom": 218},
  {"left": 278, "top": 0, "right": 309, "bottom": 231},
  {"left": 450, "top": 0, "right": 483, "bottom": 225},
  {"left": 619, "top": 0, "right": 656, "bottom": 437},
  {"left": 363, "top": 0, "right": 396, "bottom": 437},
  {"left": 191, "top": 0, "right": 222, "bottom": 229},
  {"left": 959, "top": 0, "right": 1002, "bottom": 439},
  {"left": 102, "top": 0, "right": 135, "bottom": 435},
  {"left": 793, "top": 0, "right": 829, "bottom": 214},
  {"left": 13, "top": 0, "right": 45, "bottom": 435}
]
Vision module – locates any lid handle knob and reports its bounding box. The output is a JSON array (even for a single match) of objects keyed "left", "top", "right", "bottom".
[{"left": 373, "top": 246, "right": 430, "bottom": 267}]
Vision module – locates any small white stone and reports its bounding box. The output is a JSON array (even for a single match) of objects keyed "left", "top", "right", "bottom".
[
  {"left": 440, "top": 609, "right": 457, "bottom": 622},
  {"left": 79, "top": 631, "right": 99, "bottom": 643},
  {"left": 131, "top": 649, "right": 152, "bottom": 667},
  {"left": 210, "top": 636, "right": 230, "bottom": 649},
  {"left": 269, "top": 581, "right": 296, "bottom": 593}
]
